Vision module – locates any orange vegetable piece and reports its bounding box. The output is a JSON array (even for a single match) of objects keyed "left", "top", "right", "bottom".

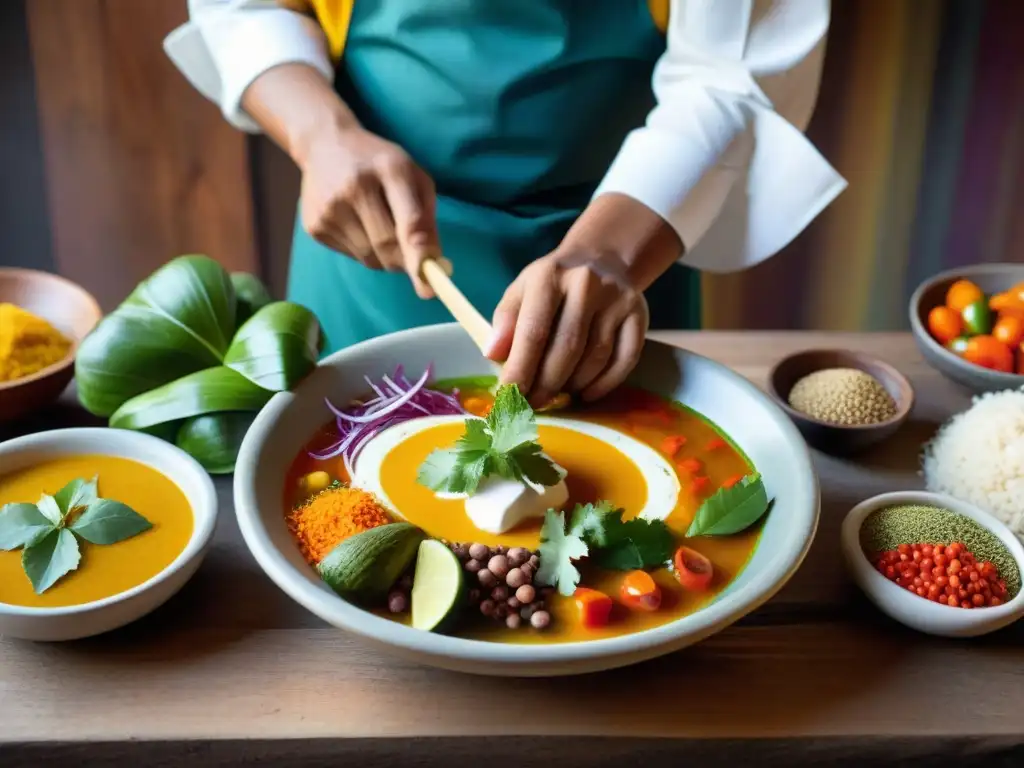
[
  {"left": 573, "top": 587, "right": 614, "bottom": 628},
  {"left": 463, "top": 397, "right": 490, "bottom": 417},
  {"left": 1018, "top": 343, "right": 1024, "bottom": 375},
  {"left": 927, "top": 305, "right": 963, "bottom": 344},
  {"left": 993, "top": 315, "right": 1024, "bottom": 348},
  {"left": 945, "top": 279, "right": 984, "bottom": 313},
  {"left": 963, "top": 335, "right": 1014, "bottom": 373},
  {"left": 721, "top": 474, "right": 745, "bottom": 490},
  {"left": 989, "top": 292, "right": 1024, "bottom": 316},
  {"left": 673, "top": 546, "right": 714, "bottom": 592},
  {"left": 619, "top": 570, "right": 662, "bottom": 612},
  {"left": 705, "top": 437, "right": 726, "bottom": 451},
  {"left": 661, "top": 435, "right": 687, "bottom": 457},
  {"left": 678, "top": 457, "right": 703, "bottom": 474},
  {"left": 688, "top": 476, "right": 711, "bottom": 497}
]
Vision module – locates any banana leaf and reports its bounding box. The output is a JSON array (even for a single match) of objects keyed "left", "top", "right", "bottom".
[
  {"left": 176, "top": 412, "right": 257, "bottom": 474},
  {"left": 224, "top": 302, "right": 320, "bottom": 391},
  {"left": 231, "top": 272, "right": 273, "bottom": 328},
  {"left": 109, "top": 367, "right": 272, "bottom": 431},
  {"left": 76, "top": 255, "right": 237, "bottom": 416}
]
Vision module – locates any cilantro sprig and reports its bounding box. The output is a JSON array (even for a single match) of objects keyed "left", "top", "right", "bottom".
[
  {"left": 417, "top": 384, "right": 562, "bottom": 495},
  {"left": 0, "top": 476, "right": 152, "bottom": 594}
]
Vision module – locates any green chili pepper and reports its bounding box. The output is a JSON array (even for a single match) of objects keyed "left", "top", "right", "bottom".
[{"left": 961, "top": 299, "right": 992, "bottom": 336}]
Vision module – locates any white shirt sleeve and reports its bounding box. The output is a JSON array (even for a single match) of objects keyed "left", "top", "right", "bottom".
[
  {"left": 593, "top": 0, "right": 847, "bottom": 272},
  {"left": 163, "top": 0, "right": 333, "bottom": 133}
]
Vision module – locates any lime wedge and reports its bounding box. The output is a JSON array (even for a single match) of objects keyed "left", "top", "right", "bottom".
[{"left": 410, "top": 539, "right": 463, "bottom": 632}]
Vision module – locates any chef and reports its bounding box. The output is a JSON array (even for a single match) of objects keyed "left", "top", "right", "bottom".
[{"left": 165, "top": 0, "right": 845, "bottom": 406}]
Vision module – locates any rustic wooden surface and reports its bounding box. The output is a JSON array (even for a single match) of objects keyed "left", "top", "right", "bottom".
[{"left": 2, "top": 332, "right": 1023, "bottom": 767}]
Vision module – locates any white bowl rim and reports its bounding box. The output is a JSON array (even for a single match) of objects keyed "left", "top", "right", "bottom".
[
  {"left": 0, "top": 427, "right": 218, "bottom": 617},
  {"left": 234, "top": 323, "right": 820, "bottom": 666},
  {"left": 841, "top": 490, "right": 1024, "bottom": 624},
  {"left": 908, "top": 263, "right": 1024, "bottom": 385}
]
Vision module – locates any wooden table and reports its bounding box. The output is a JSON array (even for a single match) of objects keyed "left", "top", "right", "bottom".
[{"left": 2, "top": 332, "right": 1023, "bottom": 767}]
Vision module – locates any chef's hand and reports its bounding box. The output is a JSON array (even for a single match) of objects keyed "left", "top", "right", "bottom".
[
  {"left": 485, "top": 193, "right": 683, "bottom": 405},
  {"left": 297, "top": 126, "right": 439, "bottom": 299}
]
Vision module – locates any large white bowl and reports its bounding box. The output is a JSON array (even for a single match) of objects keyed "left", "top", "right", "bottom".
[
  {"left": 234, "top": 324, "right": 820, "bottom": 676},
  {"left": 0, "top": 428, "right": 218, "bottom": 641}
]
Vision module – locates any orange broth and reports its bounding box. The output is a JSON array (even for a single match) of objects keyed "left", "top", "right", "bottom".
[{"left": 285, "top": 384, "right": 762, "bottom": 643}]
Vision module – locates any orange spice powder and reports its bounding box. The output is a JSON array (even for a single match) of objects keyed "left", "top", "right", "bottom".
[{"left": 286, "top": 486, "right": 392, "bottom": 565}]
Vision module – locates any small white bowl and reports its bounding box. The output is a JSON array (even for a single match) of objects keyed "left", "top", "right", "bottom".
[
  {"left": 0, "top": 428, "right": 217, "bottom": 641},
  {"left": 841, "top": 491, "right": 1024, "bottom": 637}
]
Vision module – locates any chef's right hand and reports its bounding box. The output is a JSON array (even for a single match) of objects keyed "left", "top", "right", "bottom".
[{"left": 297, "top": 127, "right": 439, "bottom": 299}]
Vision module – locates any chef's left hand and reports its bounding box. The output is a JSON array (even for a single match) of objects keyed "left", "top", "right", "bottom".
[{"left": 485, "top": 194, "right": 683, "bottom": 406}]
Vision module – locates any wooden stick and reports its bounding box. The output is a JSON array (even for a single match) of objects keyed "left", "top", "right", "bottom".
[{"left": 421, "top": 258, "right": 492, "bottom": 353}]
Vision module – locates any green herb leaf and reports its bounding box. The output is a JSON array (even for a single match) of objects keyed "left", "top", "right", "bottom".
[
  {"left": 230, "top": 272, "right": 273, "bottom": 328},
  {"left": 487, "top": 384, "right": 537, "bottom": 453},
  {"left": 0, "top": 503, "right": 55, "bottom": 550},
  {"left": 109, "top": 366, "right": 273, "bottom": 431},
  {"left": 595, "top": 518, "right": 674, "bottom": 570},
  {"left": 223, "top": 301, "right": 320, "bottom": 392},
  {"left": 568, "top": 501, "right": 624, "bottom": 548},
  {"left": 53, "top": 476, "right": 99, "bottom": 519},
  {"left": 504, "top": 442, "right": 564, "bottom": 487},
  {"left": 22, "top": 528, "right": 81, "bottom": 594},
  {"left": 686, "top": 474, "right": 772, "bottom": 537},
  {"left": 176, "top": 411, "right": 258, "bottom": 474},
  {"left": 70, "top": 499, "right": 153, "bottom": 545},
  {"left": 535, "top": 509, "right": 588, "bottom": 597},
  {"left": 35, "top": 494, "right": 62, "bottom": 526}
]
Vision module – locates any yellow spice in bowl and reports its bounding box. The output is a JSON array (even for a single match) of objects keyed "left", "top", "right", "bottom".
[
  {"left": 0, "top": 303, "right": 72, "bottom": 383},
  {"left": 788, "top": 367, "right": 897, "bottom": 426}
]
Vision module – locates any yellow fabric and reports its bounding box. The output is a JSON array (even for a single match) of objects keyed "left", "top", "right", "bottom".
[
  {"left": 647, "top": 0, "right": 669, "bottom": 33},
  {"left": 285, "top": 0, "right": 667, "bottom": 61}
]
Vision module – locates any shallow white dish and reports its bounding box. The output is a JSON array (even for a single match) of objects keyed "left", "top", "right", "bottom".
[
  {"left": 841, "top": 491, "right": 1024, "bottom": 637},
  {"left": 234, "top": 323, "right": 820, "bottom": 676},
  {"left": 0, "top": 428, "right": 218, "bottom": 641}
]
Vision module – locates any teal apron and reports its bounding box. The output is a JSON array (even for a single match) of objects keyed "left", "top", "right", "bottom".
[{"left": 287, "top": 0, "right": 701, "bottom": 354}]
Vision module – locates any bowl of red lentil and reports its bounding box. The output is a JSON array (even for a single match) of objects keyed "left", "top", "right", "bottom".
[{"left": 841, "top": 490, "right": 1024, "bottom": 637}]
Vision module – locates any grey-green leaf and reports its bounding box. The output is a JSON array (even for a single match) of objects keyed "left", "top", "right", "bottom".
[
  {"left": 74, "top": 255, "right": 236, "bottom": 417},
  {"left": 176, "top": 411, "right": 257, "bottom": 474},
  {"left": 223, "top": 302, "right": 320, "bottom": 392},
  {"left": 686, "top": 474, "right": 771, "bottom": 537},
  {"left": 35, "top": 494, "right": 62, "bottom": 526},
  {"left": 109, "top": 366, "right": 272, "bottom": 430},
  {"left": 53, "top": 476, "right": 99, "bottom": 519},
  {"left": 0, "top": 504, "right": 55, "bottom": 550},
  {"left": 23, "top": 528, "right": 81, "bottom": 594},
  {"left": 70, "top": 499, "right": 153, "bottom": 545}
]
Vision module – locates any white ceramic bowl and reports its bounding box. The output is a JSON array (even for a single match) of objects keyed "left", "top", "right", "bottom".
[
  {"left": 0, "top": 428, "right": 218, "bottom": 641},
  {"left": 841, "top": 491, "right": 1024, "bottom": 637},
  {"left": 234, "top": 323, "right": 820, "bottom": 676}
]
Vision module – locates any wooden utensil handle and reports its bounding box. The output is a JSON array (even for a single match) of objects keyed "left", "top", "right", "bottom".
[{"left": 421, "top": 258, "right": 493, "bottom": 352}]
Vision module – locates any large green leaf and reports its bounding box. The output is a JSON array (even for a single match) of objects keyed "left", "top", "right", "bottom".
[
  {"left": 224, "top": 302, "right": 320, "bottom": 392},
  {"left": 109, "top": 367, "right": 272, "bottom": 431},
  {"left": 176, "top": 412, "right": 258, "bottom": 474},
  {"left": 231, "top": 272, "right": 273, "bottom": 329},
  {"left": 75, "top": 255, "right": 237, "bottom": 416}
]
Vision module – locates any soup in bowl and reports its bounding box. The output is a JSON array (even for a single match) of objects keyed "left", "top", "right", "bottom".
[{"left": 235, "top": 324, "right": 819, "bottom": 675}]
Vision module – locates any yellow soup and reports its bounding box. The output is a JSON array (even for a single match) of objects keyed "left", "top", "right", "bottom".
[{"left": 0, "top": 455, "right": 193, "bottom": 608}]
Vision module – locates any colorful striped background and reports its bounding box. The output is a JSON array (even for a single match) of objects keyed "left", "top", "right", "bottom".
[{"left": 702, "top": 0, "right": 1024, "bottom": 331}]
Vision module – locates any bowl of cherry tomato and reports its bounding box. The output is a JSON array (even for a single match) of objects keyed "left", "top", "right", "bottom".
[{"left": 910, "top": 263, "right": 1024, "bottom": 392}]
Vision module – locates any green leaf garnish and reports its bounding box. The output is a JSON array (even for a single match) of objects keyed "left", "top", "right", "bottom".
[
  {"left": 23, "top": 529, "right": 81, "bottom": 595},
  {"left": 0, "top": 504, "right": 55, "bottom": 550},
  {"left": 535, "top": 509, "right": 589, "bottom": 596},
  {"left": 70, "top": 499, "right": 153, "bottom": 544},
  {"left": 416, "top": 384, "right": 560, "bottom": 495},
  {"left": 686, "top": 474, "right": 772, "bottom": 537},
  {"left": 595, "top": 518, "right": 674, "bottom": 570},
  {"left": 0, "top": 475, "right": 153, "bottom": 593},
  {"left": 568, "top": 500, "right": 623, "bottom": 548}
]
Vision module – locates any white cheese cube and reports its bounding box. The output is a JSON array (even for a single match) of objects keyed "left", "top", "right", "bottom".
[{"left": 463, "top": 476, "right": 569, "bottom": 535}]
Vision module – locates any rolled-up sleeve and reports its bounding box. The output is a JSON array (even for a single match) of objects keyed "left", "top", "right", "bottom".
[
  {"left": 163, "top": 0, "right": 333, "bottom": 133},
  {"left": 593, "top": 0, "right": 847, "bottom": 272}
]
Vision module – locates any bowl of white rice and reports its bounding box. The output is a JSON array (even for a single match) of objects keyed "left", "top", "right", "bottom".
[{"left": 923, "top": 388, "right": 1024, "bottom": 540}]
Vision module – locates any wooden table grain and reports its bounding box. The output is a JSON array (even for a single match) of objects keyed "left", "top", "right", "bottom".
[{"left": 2, "top": 332, "right": 1023, "bottom": 767}]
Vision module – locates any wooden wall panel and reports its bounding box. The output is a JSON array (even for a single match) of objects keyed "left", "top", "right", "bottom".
[{"left": 26, "top": 0, "right": 258, "bottom": 310}]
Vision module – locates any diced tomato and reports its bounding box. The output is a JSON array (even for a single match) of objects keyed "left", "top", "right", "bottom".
[
  {"left": 573, "top": 587, "right": 614, "bottom": 628},
  {"left": 721, "top": 474, "right": 745, "bottom": 489},
  {"left": 678, "top": 457, "right": 703, "bottom": 474},
  {"left": 673, "top": 546, "right": 714, "bottom": 591},
  {"left": 688, "top": 476, "right": 711, "bottom": 497},
  {"left": 661, "top": 435, "right": 687, "bottom": 457},
  {"left": 619, "top": 570, "right": 662, "bottom": 612},
  {"left": 706, "top": 437, "right": 726, "bottom": 451}
]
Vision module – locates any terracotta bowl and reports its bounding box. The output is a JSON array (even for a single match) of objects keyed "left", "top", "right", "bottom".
[
  {"left": 0, "top": 268, "right": 102, "bottom": 423},
  {"left": 909, "top": 263, "right": 1024, "bottom": 393},
  {"left": 768, "top": 349, "right": 914, "bottom": 456}
]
